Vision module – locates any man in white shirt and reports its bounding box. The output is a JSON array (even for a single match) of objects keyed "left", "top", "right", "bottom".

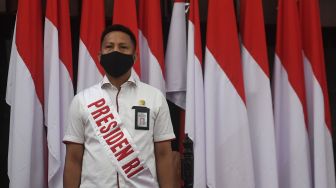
[{"left": 63, "top": 24, "right": 176, "bottom": 188}]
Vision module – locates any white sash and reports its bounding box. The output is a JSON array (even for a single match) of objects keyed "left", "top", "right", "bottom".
[{"left": 85, "top": 89, "right": 157, "bottom": 187}]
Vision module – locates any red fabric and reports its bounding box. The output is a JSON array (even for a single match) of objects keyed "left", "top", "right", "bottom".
[
  {"left": 300, "top": 0, "right": 332, "bottom": 132},
  {"left": 113, "top": 0, "right": 141, "bottom": 76},
  {"left": 80, "top": 0, "right": 105, "bottom": 75},
  {"left": 276, "top": 0, "right": 308, "bottom": 125},
  {"left": 138, "top": 0, "right": 165, "bottom": 77},
  {"left": 16, "top": 0, "right": 44, "bottom": 104},
  {"left": 240, "top": 0, "right": 269, "bottom": 77},
  {"left": 206, "top": 0, "right": 245, "bottom": 102},
  {"left": 46, "top": 0, "right": 73, "bottom": 80},
  {"left": 188, "top": 0, "right": 202, "bottom": 64}
]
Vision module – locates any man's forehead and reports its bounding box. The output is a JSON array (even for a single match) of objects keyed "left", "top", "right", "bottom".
[{"left": 103, "top": 31, "right": 132, "bottom": 43}]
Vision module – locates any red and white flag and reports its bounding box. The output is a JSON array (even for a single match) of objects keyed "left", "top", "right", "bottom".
[
  {"left": 273, "top": 0, "right": 312, "bottom": 187},
  {"left": 113, "top": 0, "right": 141, "bottom": 77},
  {"left": 6, "top": 0, "right": 47, "bottom": 187},
  {"left": 44, "top": 0, "right": 74, "bottom": 187},
  {"left": 300, "top": 0, "right": 336, "bottom": 187},
  {"left": 77, "top": 0, "right": 105, "bottom": 92},
  {"left": 240, "top": 0, "right": 278, "bottom": 187},
  {"left": 165, "top": 0, "right": 187, "bottom": 108},
  {"left": 138, "top": 0, "right": 166, "bottom": 93},
  {"left": 204, "top": 0, "right": 255, "bottom": 187},
  {"left": 185, "top": 0, "right": 206, "bottom": 187}
]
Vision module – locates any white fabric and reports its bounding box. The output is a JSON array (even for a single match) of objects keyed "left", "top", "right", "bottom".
[
  {"left": 273, "top": 55, "right": 312, "bottom": 188},
  {"left": 204, "top": 48, "right": 255, "bottom": 188},
  {"left": 242, "top": 46, "right": 278, "bottom": 188},
  {"left": 86, "top": 92, "right": 157, "bottom": 187},
  {"left": 139, "top": 30, "right": 166, "bottom": 94},
  {"left": 63, "top": 72, "right": 175, "bottom": 187},
  {"left": 6, "top": 26, "right": 46, "bottom": 188},
  {"left": 165, "top": 2, "right": 187, "bottom": 109},
  {"left": 185, "top": 20, "right": 206, "bottom": 188},
  {"left": 44, "top": 18, "right": 74, "bottom": 188},
  {"left": 303, "top": 55, "right": 336, "bottom": 188},
  {"left": 77, "top": 39, "right": 103, "bottom": 93}
]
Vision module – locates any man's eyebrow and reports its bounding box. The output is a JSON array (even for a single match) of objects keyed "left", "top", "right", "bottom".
[
  {"left": 119, "top": 43, "right": 131, "bottom": 47},
  {"left": 104, "top": 41, "right": 113, "bottom": 45}
]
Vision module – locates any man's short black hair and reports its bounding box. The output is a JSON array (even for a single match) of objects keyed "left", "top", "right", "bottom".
[{"left": 100, "top": 24, "right": 137, "bottom": 49}]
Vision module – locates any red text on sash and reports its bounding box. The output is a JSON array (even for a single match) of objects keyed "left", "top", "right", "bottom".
[{"left": 88, "top": 98, "right": 145, "bottom": 178}]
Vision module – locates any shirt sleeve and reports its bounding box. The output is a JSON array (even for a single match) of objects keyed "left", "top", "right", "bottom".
[
  {"left": 63, "top": 94, "right": 85, "bottom": 144},
  {"left": 153, "top": 93, "right": 176, "bottom": 142}
]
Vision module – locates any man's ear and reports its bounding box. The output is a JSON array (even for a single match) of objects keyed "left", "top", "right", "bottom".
[
  {"left": 133, "top": 53, "right": 137, "bottom": 61},
  {"left": 98, "top": 52, "right": 101, "bottom": 62},
  {"left": 133, "top": 52, "right": 138, "bottom": 61}
]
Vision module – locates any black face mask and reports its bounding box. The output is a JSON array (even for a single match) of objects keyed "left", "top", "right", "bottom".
[{"left": 100, "top": 51, "right": 134, "bottom": 78}]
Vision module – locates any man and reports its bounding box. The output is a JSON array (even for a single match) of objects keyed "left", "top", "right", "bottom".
[{"left": 63, "top": 24, "right": 176, "bottom": 188}]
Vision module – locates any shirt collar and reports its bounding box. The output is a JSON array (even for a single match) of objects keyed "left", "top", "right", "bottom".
[{"left": 100, "top": 68, "right": 139, "bottom": 88}]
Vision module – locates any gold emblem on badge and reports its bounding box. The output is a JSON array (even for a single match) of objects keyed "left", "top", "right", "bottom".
[{"left": 138, "top": 99, "right": 145, "bottom": 106}]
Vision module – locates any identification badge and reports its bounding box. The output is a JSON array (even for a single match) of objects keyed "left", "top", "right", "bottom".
[{"left": 132, "top": 105, "right": 150, "bottom": 130}]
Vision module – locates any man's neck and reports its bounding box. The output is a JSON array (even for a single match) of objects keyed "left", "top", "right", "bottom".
[{"left": 107, "top": 70, "right": 132, "bottom": 90}]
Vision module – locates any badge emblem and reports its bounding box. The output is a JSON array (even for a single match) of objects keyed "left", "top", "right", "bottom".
[{"left": 132, "top": 103, "right": 150, "bottom": 130}]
